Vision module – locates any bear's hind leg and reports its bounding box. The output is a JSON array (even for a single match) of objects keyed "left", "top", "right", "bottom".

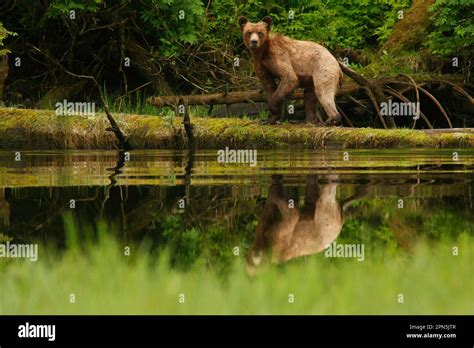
[
  {"left": 314, "top": 77, "right": 341, "bottom": 126},
  {"left": 321, "top": 99, "right": 341, "bottom": 126}
]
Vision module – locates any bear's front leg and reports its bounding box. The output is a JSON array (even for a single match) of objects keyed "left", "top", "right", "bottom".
[
  {"left": 258, "top": 71, "right": 277, "bottom": 101},
  {"left": 264, "top": 85, "right": 282, "bottom": 124},
  {"left": 255, "top": 67, "right": 280, "bottom": 124},
  {"left": 268, "top": 73, "right": 298, "bottom": 123}
]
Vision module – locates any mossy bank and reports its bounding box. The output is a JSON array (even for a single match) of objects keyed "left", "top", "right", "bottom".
[{"left": 0, "top": 108, "right": 472, "bottom": 150}]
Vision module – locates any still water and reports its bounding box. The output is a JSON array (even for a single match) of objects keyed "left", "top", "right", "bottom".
[{"left": 0, "top": 149, "right": 472, "bottom": 273}]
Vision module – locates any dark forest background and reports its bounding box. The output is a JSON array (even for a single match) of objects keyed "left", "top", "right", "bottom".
[{"left": 0, "top": 0, "right": 472, "bottom": 112}]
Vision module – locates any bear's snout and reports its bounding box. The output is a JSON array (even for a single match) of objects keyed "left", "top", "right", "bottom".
[{"left": 250, "top": 33, "right": 259, "bottom": 48}]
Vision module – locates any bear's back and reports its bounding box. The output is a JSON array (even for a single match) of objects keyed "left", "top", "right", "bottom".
[{"left": 266, "top": 33, "right": 340, "bottom": 79}]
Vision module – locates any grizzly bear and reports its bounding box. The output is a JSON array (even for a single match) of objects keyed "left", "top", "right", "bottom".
[{"left": 239, "top": 16, "right": 343, "bottom": 125}]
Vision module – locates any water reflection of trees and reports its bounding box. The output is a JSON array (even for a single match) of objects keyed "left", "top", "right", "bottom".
[
  {"left": 1, "top": 154, "right": 472, "bottom": 271},
  {"left": 0, "top": 187, "right": 10, "bottom": 230},
  {"left": 245, "top": 173, "right": 473, "bottom": 273}
]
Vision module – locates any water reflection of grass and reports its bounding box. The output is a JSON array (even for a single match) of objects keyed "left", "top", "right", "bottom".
[{"left": 1, "top": 218, "right": 471, "bottom": 315}]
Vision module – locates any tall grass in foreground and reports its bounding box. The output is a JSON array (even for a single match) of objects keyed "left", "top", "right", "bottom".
[{"left": 1, "top": 219, "right": 472, "bottom": 315}]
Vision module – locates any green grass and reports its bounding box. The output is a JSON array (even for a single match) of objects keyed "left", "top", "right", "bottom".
[
  {"left": 99, "top": 89, "right": 214, "bottom": 118},
  {"left": 100, "top": 90, "right": 159, "bottom": 116},
  {"left": 1, "top": 219, "right": 472, "bottom": 315}
]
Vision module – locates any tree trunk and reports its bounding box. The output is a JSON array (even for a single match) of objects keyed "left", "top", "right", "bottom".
[
  {"left": 148, "top": 83, "right": 360, "bottom": 107},
  {"left": 0, "top": 55, "right": 8, "bottom": 105}
]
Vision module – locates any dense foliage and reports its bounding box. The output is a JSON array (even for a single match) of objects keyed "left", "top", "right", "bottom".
[
  {"left": 426, "top": 0, "right": 474, "bottom": 58},
  {"left": 0, "top": 0, "right": 472, "bottom": 104},
  {"left": 0, "top": 22, "right": 16, "bottom": 56}
]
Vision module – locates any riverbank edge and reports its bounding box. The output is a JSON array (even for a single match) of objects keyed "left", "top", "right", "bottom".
[{"left": 0, "top": 108, "right": 472, "bottom": 149}]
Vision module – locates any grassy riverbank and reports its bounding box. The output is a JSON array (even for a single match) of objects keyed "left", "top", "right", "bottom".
[{"left": 0, "top": 108, "right": 473, "bottom": 150}]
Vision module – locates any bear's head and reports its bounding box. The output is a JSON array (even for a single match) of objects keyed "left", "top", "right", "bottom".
[{"left": 238, "top": 16, "right": 272, "bottom": 50}]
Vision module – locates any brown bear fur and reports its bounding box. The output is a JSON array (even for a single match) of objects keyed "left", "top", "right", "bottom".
[{"left": 239, "top": 16, "right": 343, "bottom": 125}]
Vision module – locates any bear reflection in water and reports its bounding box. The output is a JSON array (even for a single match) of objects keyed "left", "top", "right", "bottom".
[{"left": 246, "top": 175, "right": 366, "bottom": 273}]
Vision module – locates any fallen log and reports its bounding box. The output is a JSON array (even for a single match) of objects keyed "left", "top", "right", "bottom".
[
  {"left": 148, "top": 83, "right": 360, "bottom": 107},
  {"left": 148, "top": 70, "right": 472, "bottom": 130},
  {"left": 0, "top": 108, "right": 473, "bottom": 150}
]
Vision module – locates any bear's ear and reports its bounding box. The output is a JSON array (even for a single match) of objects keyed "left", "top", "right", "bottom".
[
  {"left": 238, "top": 16, "right": 248, "bottom": 31},
  {"left": 262, "top": 16, "right": 272, "bottom": 30}
]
